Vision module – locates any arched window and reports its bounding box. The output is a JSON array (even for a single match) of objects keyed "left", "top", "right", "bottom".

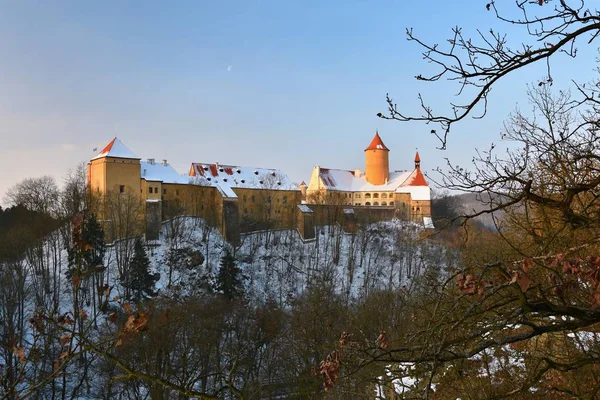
[
  {"left": 381, "top": 193, "right": 387, "bottom": 198},
  {"left": 373, "top": 193, "right": 379, "bottom": 199},
  {"left": 382, "top": 202, "right": 387, "bottom": 206},
  {"left": 389, "top": 201, "right": 394, "bottom": 206},
  {"left": 365, "top": 202, "right": 371, "bottom": 206},
  {"left": 373, "top": 201, "right": 379, "bottom": 206},
  {"left": 365, "top": 193, "right": 371, "bottom": 199}
]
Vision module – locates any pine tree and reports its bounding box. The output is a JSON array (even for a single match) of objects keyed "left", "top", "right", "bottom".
[
  {"left": 67, "top": 212, "right": 106, "bottom": 279},
  {"left": 126, "top": 238, "right": 159, "bottom": 302},
  {"left": 216, "top": 250, "right": 244, "bottom": 300},
  {"left": 82, "top": 212, "right": 105, "bottom": 271}
]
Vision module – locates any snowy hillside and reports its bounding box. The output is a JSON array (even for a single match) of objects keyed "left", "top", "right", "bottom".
[{"left": 131, "top": 217, "right": 457, "bottom": 306}]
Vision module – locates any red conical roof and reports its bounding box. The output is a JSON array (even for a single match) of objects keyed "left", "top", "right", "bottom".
[
  {"left": 415, "top": 151, "right": 421, "bottom": 163},
  {"left": 364, "top": 131, "right": 389, "bottom": 151}
]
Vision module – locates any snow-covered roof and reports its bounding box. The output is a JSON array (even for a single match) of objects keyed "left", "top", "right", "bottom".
[
  {"left": 395, "top": 185, "right": 431, "bottom": 201},
  {"left": 189, "top": 163, "right": 299, "bottom": 199},
  {"left": 92, "top": 137, "right": 139, "bottom": 160},
  {"left": 297, "top": 204, "right": 313, "bottom": 213},
  {"left": 317, "top": 168, "right": 412, "bottom": 191},
  {"left": 141, "top": 161, "right": 190, "bottom": 184},
  {"left": 315, "top": 166, "right": 431, "bottom": 201}
]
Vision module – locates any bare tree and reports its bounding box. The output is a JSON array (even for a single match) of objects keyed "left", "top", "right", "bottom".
[
  {"left": 326, "top": 83, "right": 600, "bottom": 397},
  {"left": 4, "top": 176, "right": 59, "bottom": 216},
  {"left": 378, "top": 1, "right": 600, "bottom": 149}
]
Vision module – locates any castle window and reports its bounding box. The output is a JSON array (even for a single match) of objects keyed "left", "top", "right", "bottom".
[
  {"left": 365, "top": 202, "right": 371, "bottom": 206},
  {"left": 382, "top": 202, "right": 387, "bottom": 206},
  {"left": 119, "top": 185, "right": 125, "bottom": 193},
  {"left": 381, "top": 193, "right": 387, "bottom": 198},
  {"left": 373, "top": 193, "right": 379, "bottom": 199},
  {"left": 243, "top": 195, "right": 247, "bottom": 201},
  {"left": 365, "top": 193, "right": 371, "bottom": 199},
  {"left": 373, "top": 201, "right": 379, "bottom": 206},
  {"left": 355, "top": 193, "right": 361, "bottom": 198},
  {"left": 355, "top": 203, "right": 360, "bottom": 206},
  {"left": 283, "top": 196, "right": 287, "bottom": 204},
  {"left": 252, "top": 195, "right": 255, "bottom": 203},
  {"left": 148, "top": 187, "right": 152, "bottom": 194},
  {"left": 389, "top": 201, "right": 394, "bottom": 206},
  {"left": 163, "top": 189, "right": 167, "bottom": 195}
]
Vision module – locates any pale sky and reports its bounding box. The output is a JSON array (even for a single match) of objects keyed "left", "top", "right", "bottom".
[{"left": 1, "top": 1, "right": 597, "bottom": 206}]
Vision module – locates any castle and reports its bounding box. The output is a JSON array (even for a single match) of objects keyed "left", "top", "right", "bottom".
[
  {"left": 87, "top": 132, "right": 431, "bottom": 243},
  {"left": 304, "top": 132, "right": 431, "bottom": 224}
]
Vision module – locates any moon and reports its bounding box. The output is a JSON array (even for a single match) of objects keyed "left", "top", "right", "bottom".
[{"left": 227, "top": 65, "right": 232, "bottom": 72}]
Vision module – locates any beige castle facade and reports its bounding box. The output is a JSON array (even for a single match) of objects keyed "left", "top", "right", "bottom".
[
  {"left": 87, "top": 138, "right": 302, "bottom": 243},
  {"left": 87, "top": 133, "right": 432, "bottom": 243}
]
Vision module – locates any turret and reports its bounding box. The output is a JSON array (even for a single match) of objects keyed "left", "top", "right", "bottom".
[
  {"left": 364, "top": 131, "right": 390, "bottom": 185},
  {"left": 299, "top": 181, "right": 307, "bottom": 199}
]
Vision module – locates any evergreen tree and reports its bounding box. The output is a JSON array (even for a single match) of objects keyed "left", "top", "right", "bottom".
[
  {"left": 67, "top": 212, "right": 106, "bottom": 279},
  {"left": 126, "top": 238, "right": 159, "bottom": 302},
  {"left": 82, "top": 212, "right": 105, "bottom": 270},
  {"left": 216, "top": 250, "right": 244, "bottom": 300}
]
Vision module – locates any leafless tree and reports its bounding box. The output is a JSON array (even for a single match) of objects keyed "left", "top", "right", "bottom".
[
  {"left": 378, "top": 1, "right": 600, "bottom": 149},
  {"left": 4, "top": 176, "right": 60, "bottom": 217}
]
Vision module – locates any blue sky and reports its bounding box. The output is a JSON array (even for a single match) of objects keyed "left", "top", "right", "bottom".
[{"left": 1, "top": 1, "right": 597, "bottom": 204}]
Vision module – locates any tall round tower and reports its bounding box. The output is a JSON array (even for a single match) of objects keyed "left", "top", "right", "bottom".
[{"left": 364, "top": 131, "right": 390, "bottom": 185}]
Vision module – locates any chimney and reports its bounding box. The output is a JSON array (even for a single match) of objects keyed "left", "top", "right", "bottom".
[
  {"left": 147, "top": 158, "right": 155, "bottom": 165},
  {"left": 162, "top": 159, "right": 168, "bottom": 166},
  {"left": 143, "top": 169, "right": 147, "bottom": 177}
]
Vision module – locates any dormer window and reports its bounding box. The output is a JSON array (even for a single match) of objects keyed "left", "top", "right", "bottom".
[
  {"left": 254, "top": 170, "right": 258, "bottom": 175},
  {"left": 259, "top": 180, "right": 264, "bottom": 185},
  {"left": 223, "top": 178, "right": 228, "bottom": 182}
]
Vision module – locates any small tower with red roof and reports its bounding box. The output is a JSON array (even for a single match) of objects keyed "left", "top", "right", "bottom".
[{"left": 364, "top": 131, "right": 390, "bottom": 185}]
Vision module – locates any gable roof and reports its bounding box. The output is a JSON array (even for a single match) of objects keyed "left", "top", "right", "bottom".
[
  {"left": 189, "top": 163, "right": 298, "bottom": 199},
  {"left": 403, "top": 167, "right": 428, "bottom": 186},
  {"left": 364, "top": 132, "right": 389, "bottom": 151},
  {"left": 92, "top": 137, "right": 139, "bottom": 160}
]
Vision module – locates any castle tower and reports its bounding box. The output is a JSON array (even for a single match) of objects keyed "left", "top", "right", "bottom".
[
  {"left": 87, "top": 137, "right": 141, "bottom": 197},
  {"left": 299, "top": 181, "right": 307, "bottom": 199},
  {"left": 364, "top": 131, "right": 390, "bottom": 185}
]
